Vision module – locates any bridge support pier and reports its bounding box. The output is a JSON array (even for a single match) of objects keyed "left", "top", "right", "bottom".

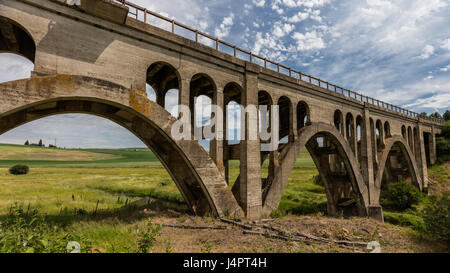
[
  {"left": 430, "top": 126, "right": 437, "bottom": 165},
  {"left": 239, "top": 66, "right": 262, "bottom": 218},
  {"left": 368, "top": 205, "right": 384, "bottom": 222},
  {"left": 418, "top": 124, "right": 429, "bottom": 188}
]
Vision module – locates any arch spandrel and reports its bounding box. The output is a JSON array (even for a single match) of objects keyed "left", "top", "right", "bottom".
[
  {"left": 262, "top": 122, "right": 370, "bottom": 216},
  {"left": 374, "top": 135, "right": 423, "bottom": 201},
  {"left": 0, "top": 75, "right": 244, "bottom": 218}
]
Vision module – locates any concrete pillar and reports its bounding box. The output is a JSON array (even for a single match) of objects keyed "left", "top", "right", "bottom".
[
  {"left": 418, "top": 125, "right": 429, "bottom": 188},
  {"left": 239, "top": 63, "right": 262, "bottom": 218},
  {"left": 353, "top": 121, "right": 358, "bottom": 158},
  {"left": 156, "top": 88, "right": 166, "bottom": 108},
  {"left": 291, "top": 101, "right": 298, "bottom": 141},
  {"left": 430, "top": 126, "right": 437, "bottom": 165},
  {"left": 368, "top": 205, "right": 384, "bottom": 222},
  {"left": 179, "top": 78, "right": 190, "bottom": 106},
  {"left": 362, "top": 107, "right": 377, "bottom": 207},
  {"left": 413, "top": 126, "right": 423, "bottom": 187},
  {"left": 210, "top": 88, "right": 225, "bottom": 177}
]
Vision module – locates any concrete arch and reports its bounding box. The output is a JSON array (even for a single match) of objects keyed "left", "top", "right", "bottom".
[
  {"left": 0, "top": 75, "right": 243, "bottom": 218},
  {"left": 223, "top": 82, "right": 243, "bottom": 104},
  {"left": 262, "top": 122, "right": 370, "bottom": 216},
  {"left": 0, "top": 15, "right": 36, "bottom": 62},
  {"left": 297, "top": 101, "right": 310, "bottom": 130},
  {"left": 146, "top": 61, "right": 181, "bottom": 107},
  {"left": 190, "top": 73, "right": 217, "bottom": 99},
  {"left": 376, "top": 119, "right": 384, "bottom": 149},
  {"left": 384, "top": 121, "right": 391, "bottom": 138},
  {"left": 258, "top": 90, "right": 273, "bottom": 105},
  {"left": 278, "top": 96, "right": 293, "bottom": 141},
  {"left": 334, "top": 110, "right": 344, "bottom": 136},
  {"left": 374, "top": 135, "right": 423, "bottom": 200}
]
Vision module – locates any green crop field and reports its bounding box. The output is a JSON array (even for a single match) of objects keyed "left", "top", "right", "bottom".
[
  {"left": 0, "top": 143, "right": 448, "bottom": 253},
  {"left": 0, "top": 143, "right": 323, "bottom": 217},
  {"left": 0, "top": 143, "right": 324, "bottom": 252}
]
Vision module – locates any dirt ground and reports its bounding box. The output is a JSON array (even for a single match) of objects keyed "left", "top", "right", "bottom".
[{"left": 132, "top": 209, "right": 448, "bottom": 253}]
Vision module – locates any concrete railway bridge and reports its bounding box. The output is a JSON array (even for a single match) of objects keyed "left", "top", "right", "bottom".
[{"left": 0, "top": 0, "right": 444, "bottom": 220}]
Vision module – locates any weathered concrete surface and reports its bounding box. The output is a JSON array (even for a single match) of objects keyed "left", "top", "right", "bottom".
[
  {"left": 0, "top": 0, "right": 444, "bottom": 220},
  {"left": 0, "top": 75, "right": 244, "bottom": 218}
]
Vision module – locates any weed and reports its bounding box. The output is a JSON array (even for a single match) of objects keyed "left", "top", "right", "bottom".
[{"left": 135, "top": 218, "right": 162, "bottom": 253}]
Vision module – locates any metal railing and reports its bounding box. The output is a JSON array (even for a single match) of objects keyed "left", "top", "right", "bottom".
[{"left": 114, "top": 0, "right": 444, "bottom": 125}]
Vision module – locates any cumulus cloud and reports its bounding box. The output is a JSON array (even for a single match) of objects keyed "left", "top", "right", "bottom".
[
  {"left": 1, "top": 0, "right": 450, "bottom": 149},
  {"left": 441, "top": 39, "right": 450, "bottom": 51},
  {"left": 214, "top": 13, "right": 235, "bottom": 39},
  {"left": 419, "top": 45, "right": 435, "bottom": 59},
  {"left": 292, "top": 31, "right": 325, "bottom": 51},
  {"left": 273, "top": 22, "right": 296, "bottom": 37},
  {"left": 252, "top": 0, "right": 266, "bottom": 7}
]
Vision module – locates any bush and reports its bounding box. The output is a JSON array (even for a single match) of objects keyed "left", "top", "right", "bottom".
[
  {"left": 135, "top": 218, "right": 162, "bottom": 253},
  {"left": 383, "top": 211, "right": 425, "bottom": 230},
  {"left": 380, "top": 181, "right": 422, "bottom": 211},
  {"left": 9, "top": 164, "right": 29, "bottom": 175},
  {"left": 0, "top": 204, "right": 91, "bottom": 253},
  {"left": 422, "top": 192, "right": 450, "bottom": 244}
]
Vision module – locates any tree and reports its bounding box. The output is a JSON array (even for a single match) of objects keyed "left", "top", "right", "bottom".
[
  {"left": 24, "top": 140, "right": 29, "bottom": 145},
  {"left": 418, "top": 112, "right": 428, "bottom": 118},
  {"left": 430, "top": 112, "right": 442, "bottom": 119},
  {"left": 38, "top": 139, "right": 43, "bottom": 147},
  {"left": 443, "top": 110, "right": 450, "bottom": 121}
]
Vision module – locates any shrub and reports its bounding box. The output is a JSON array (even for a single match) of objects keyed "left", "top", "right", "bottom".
[
  {"left": 9, "top": 164, "right": 29, "bottom": 175},
  {"left": 383, "top": 211, "right": 425, "bottom": 230},
  {"left": 422, "top": 192, "right": 450, "bottom": 244},
  {"left": 380, "top": 181, "right": 422, "bottom": 211},
  {"left": 135, "top": 218, "right": 162, "bottom": 253},
  {"left": 0, "top": 204, "right": 91, "bottom": 253}
]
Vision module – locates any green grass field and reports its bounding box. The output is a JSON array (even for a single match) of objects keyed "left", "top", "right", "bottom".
[
  {"left": 0, "top": 143, "right": 448, "bottom": 253},
  {"left": 0, "top": 144, "right": 323, "bottom": 216},
  {"left": 0, "top": 143, "right": 324, "bottom": 252}
]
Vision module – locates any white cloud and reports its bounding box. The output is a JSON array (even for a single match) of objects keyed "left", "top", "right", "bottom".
[
  {"left": 292, "top": 31, "right": 325, "bottom": 51},
  {"left": 404, "top": 93, "right": 450, "bottom": 111},
  {"left": 440, "top": 64, "right": 450, "bottom": 72},
  {"left": 214, "top": 13, "right": 235, "bottom": 39},
  {"left": 441, "top": 38, "right": 450, "bottom": 50},
  {"left": 275, "top": 0, "right": 331, "bottom": 8},
  {"left": 419, "top": 45, "right": 435, "bottom": 59},
  {"left": 286, "top": 8, "right": 322, "bottom": 23},
  {"left": 252, "top": 0, "right": 266, "bottom": 7},
  {"left": 273, "top": 22, "right": 295, "bottom": 37},
  {"left": 287, "top": 11, "right": 309, "bottom": 23},
  {"left": 0, "top": 53, "right": 34, "bottom": 83}
]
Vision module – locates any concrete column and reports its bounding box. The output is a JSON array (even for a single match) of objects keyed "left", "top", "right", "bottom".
[
  {"left": 353, "top": 121, "right": 358, "bottom": 158},
  {"left": 362, "top": 106, "right": 381, "bottom": 220},
  {"left": 430, "top": 126, "right": 437, "bottom": 165},
  {"left": 210, "top": 88, "right": 225, "bottom": 177},
  {"left": 156, "top": 90, "right": 165, "bottom": 108},
  {"left": 292, "top": 102, "right": 298, "bottom": 141},
  {"left": 239, "top": 63, "right": 262, "bottom": 218},
  {"left": 417, "top": 125, "right": 429, "bottom": 188},
  {"left": 178, "top": 78, "right": 190, "bottom": 106}
]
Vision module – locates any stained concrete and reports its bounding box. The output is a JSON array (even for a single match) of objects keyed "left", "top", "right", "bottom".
[{"left": 0, "top": 0, "right": 444, "bottom": 220}]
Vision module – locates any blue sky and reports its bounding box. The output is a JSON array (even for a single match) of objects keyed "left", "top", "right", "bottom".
[{"left": 0, "top": 0, "right": 449, "bottom": 148}]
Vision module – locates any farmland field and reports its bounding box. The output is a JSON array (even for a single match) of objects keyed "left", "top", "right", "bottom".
[{"left": 0, "top": 143, "right": 447, "bottom": 253}]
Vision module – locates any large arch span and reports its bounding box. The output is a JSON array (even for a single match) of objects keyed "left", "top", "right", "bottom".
[
  {"left": 262, "top": 123, "right": 370, "bottom": 217},
  {"left": 373, "top": 135, "right": 423, "bottom": 203},
  {"left": 0, "top": 75, "right": 244, "bottom": 218}
]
